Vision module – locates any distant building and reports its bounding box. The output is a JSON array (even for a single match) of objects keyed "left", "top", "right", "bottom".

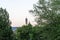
[{"left": 25, "top": 18, "right": 28, "bottom": 25}]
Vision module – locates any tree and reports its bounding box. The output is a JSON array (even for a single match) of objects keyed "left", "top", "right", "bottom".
[
  {"left": 30, "top": 0, "right": 60, "bottom": 26},
  {"left": 30, "top": 0, "right": 60, "bottom": 40},
  {"left": 16, "top": 23, "right": 32, "bottom": 40},
  {"left": 0, "top": 8, "right": 13, "bottom": 40},
  {"left": 32, "top": 26, "right": 42, "bottom": 40}
]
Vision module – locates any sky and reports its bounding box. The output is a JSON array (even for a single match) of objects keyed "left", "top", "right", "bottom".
[{"left": 0, "top": 0, "right": 37, "bottom": 27}]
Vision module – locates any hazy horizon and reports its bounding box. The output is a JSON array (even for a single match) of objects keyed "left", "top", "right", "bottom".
[{"left": 0, "top": 0, "right": 37, "bottom": 27}]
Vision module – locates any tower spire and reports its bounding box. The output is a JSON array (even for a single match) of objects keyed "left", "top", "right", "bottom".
[{"left": 25, "top": 18, "right": 28, "bottom": 25}]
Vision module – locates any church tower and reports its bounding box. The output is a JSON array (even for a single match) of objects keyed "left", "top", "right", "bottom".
[{"left": 25, "top": 18, "right": 28, "bottom": 25}]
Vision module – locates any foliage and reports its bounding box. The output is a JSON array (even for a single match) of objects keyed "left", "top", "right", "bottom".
[
  {"left": 16, "top": 0, "right": 60, "bottom": 40},
  {"left": 30, "top": 0, "right": 60, "bottom": 26},
  {"left": 1, "top": 0, "right": 60, "bottom": 40},
  {"left": 29, "top": 0, "right": 60, "bottom": 40},
  {"left": 16, "top": 23, "right": 32, "bottom": 40},
  {"left": 0, "top": 8, "right": 13, "bottom": 40}
]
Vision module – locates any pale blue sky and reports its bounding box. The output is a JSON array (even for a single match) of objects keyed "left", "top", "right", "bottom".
[{"left": 0, "top": 0, "right": 37, "bottom": 27}]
